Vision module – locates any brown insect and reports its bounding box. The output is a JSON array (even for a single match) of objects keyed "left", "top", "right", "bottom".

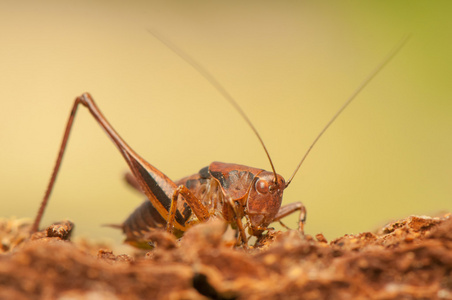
[{"left": 30, "top": 34, "right": 409, "bottom": 247}]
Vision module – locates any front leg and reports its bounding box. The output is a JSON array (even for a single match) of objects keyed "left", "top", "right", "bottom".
[
  {"left": 224, "top": 196, "right": 248, "bottom": 247},
  {"left": 272, "top": 202, "right": 306, "bottom": 234}
]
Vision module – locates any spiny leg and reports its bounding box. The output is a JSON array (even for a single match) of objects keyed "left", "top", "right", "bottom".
[
  {"left": 32, "top": 93, "right": 182, "bottom": 234},
  {"left": 273, "top": 202, "right": 306, "bottom": 234},
  {"left": 224, "top": 196, "right": 248, "bottom": 246},
  {"left": 166, "top": 185, "right": 211, "bottom": 234}
]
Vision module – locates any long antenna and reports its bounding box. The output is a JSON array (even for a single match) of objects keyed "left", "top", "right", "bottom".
[
  {"left": 148, "top": 30, "right": 278, "bottom": 180},
  {"left": 285, "top": 35, "right": 410, "bottom": 188}
]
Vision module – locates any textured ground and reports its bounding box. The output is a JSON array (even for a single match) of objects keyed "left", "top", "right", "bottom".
[{"left": 1, "top": 214, "right": 451, "bottom": 300}]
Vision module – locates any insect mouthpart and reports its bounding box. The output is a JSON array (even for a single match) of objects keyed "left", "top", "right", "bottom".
[{"left": 244, "top": 172, "right": 285, "bottom": 235}]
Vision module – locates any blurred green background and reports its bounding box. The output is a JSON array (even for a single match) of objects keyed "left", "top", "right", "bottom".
[{"left": 0, "top": 1, "right": 450, "bottom": 246}]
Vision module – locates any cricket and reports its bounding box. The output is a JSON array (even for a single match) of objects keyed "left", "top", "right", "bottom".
[{"left": 30, "top": 34, "right": 409, "bottom": 248}]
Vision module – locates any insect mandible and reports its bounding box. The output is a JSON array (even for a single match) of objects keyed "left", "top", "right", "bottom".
[{"left": 30, "top": 33, "right": 409, "bottom": 247}]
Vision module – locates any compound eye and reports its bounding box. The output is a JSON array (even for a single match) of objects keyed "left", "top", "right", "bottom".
[{"left": 255, "top": 179, "right": 269, "bottom": 194}]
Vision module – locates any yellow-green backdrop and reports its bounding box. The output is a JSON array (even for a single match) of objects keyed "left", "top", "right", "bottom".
[{"left": 1, "top": 1, "right": 451, "bottom": 246}]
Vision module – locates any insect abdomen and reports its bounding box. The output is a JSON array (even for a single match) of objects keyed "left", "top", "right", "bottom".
[{"left": 122, "top": 199, "right": 184, "bottom": 247}]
